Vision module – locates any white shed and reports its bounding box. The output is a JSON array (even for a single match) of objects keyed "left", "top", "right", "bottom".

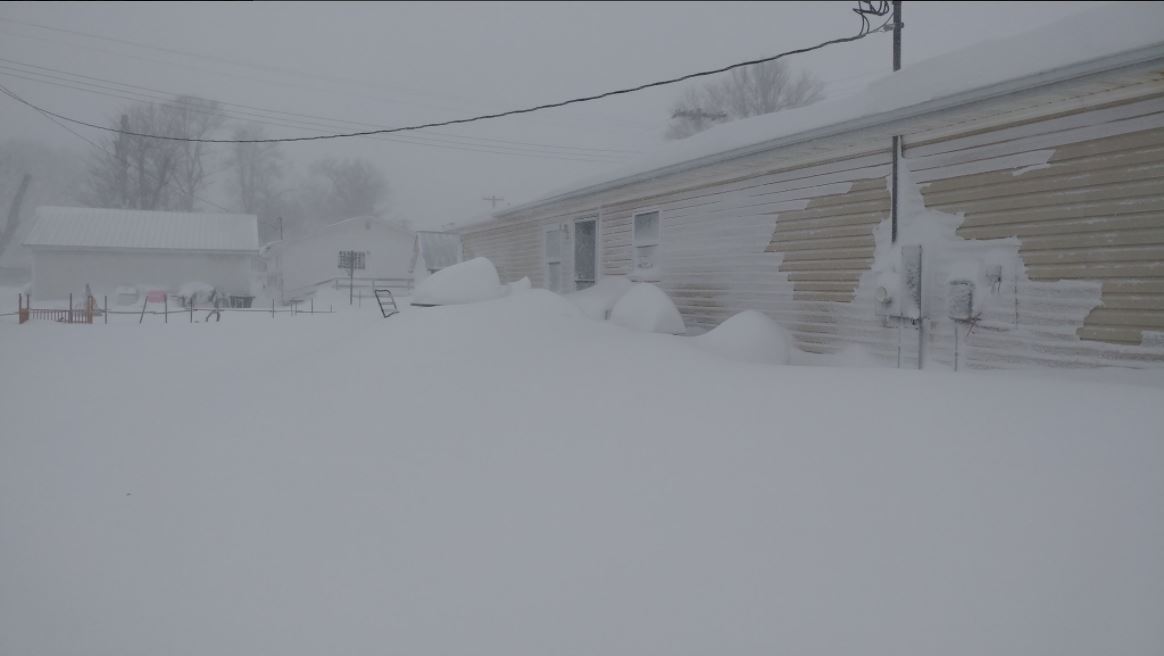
[
  {"left": 24, "top": 206, "right": 259, "bottom": 302},
  {"left": 263, "top": 216, "right": 415, "bottom": 302}
]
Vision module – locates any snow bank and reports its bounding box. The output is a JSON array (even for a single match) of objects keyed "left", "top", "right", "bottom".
[
  {"left": 693, "top": 310, "right": 792, "bottom": 365},
  {"left": 411, "top": 257, "right": 507, "bottom": 306},
  {"left": 507, "top": 276, "right": 532, "bottom": 293},
  {"left": 609, "top": 283, "right": 685, "bottom": 334},
  {"left": 567, "top": 276, "right": 633, "bottom": 320},
  {"left": 2, "top": 296, "right": 1163, "bottom": 656}
]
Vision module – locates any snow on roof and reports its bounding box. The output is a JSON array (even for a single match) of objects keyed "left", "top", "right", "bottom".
[
  {"left": 24, "top": 206, "right": 259, "bottom": 252},
  {"left": 415, "top": 231, "right": 464, "bottom": 270},
  {"left": 498, "top": 1, "right": 1164, "bottom": 217}
]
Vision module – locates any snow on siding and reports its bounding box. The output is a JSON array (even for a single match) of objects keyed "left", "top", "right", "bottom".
[
  {"left": 415, "top": 231, "right": 464, "bottom": 272},
  {"left": 25, "top": 207, "right": 259, "bottom": 252},
  {"left": 904, "top": 97, "right": 1164, "bottom": 367}
]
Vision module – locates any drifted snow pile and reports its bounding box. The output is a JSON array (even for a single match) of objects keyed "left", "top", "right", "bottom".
[
  {"left": 567, "top": 276, "right": 633, "bottom": 320},
  {"left": 610, "top": 283, "right": 686, "bottom": 334},
  {"left": 411, "top": 257, "right": 507, "bottom": 306},
  {"left": 507, "top": 276, "right": 532, "bottom": 293},
  {"left": 693, "top": 310, "right": 792, "bottom": 365}
]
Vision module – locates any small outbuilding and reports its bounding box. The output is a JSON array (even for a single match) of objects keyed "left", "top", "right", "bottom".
[{"left": 24, "top": 206, "right": 260, "bottom": 301}]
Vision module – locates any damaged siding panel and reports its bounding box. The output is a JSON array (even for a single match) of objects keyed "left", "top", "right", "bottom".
[{"left": 911, "top": 99, "right": 1164, "bottom": 366}]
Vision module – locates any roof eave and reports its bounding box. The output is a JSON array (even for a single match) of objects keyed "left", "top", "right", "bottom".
[{"left": 494, "top": 43, "right": 1164, "bottom": 219}]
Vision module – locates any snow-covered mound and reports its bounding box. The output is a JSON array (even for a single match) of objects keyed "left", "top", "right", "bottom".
[
  {"left": 567, "top": 276, "right": 633, "bottom": 321},
  {"left": 610, "top": 283, "right": 685, "bottom": 334},
  {"left": 412, "top": 257, "right": 507, "bottom": 306},
  {"left": 693, "top": 310, "right": 792, "bottom": 365},
  {"left": 508, "top": 276, "right": 532, "bottom": 293}
]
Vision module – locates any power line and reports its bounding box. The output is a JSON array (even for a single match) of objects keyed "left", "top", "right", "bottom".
[
  {"left": 0, "top": 55, "right": 641, "bottom": 155},
  {"left": 0, "top": 5, "right": 892, "bottom": 145},
  {"left": 0, "top": 70, "right": 631, "bottom": 163}
]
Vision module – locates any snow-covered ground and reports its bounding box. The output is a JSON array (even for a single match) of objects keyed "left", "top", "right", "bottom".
[{"left": 1, "top": 288, "right": 1162, "bottom": 656}]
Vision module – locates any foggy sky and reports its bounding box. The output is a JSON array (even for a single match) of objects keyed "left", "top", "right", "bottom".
[{"left": 0, "top": 1, "right": 1104, "bottom": 229}]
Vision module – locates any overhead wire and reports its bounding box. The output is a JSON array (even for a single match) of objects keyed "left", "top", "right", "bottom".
[
  {"left": 0, "top": 58, "right": 637, "bottom": 161},
  {"left": 0, "top": 3, "right": 894, "bottom": 145}
]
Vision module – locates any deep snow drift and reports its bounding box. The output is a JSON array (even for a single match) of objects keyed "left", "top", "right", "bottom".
[
  {"left": 693, "top": 309, "right": 793, "bottom": 365},
  {"left": 411, "top": 256, "right": 506, "bottom": 306},
  {"left": 1, "top": 293, "right": 1162, "bottom": 656}
]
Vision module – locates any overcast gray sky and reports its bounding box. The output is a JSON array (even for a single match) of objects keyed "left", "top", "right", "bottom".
[{"left": 0, "top": 1, "right": 1105, "bottom": 228}]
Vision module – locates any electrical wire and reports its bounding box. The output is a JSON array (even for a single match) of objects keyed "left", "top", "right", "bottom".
[
  {"left": 0, "top": 55, "right": 642, "bottom": 155},
  {"left": 0, "top": 4, "right": 893, "bottom": 145},
  {"left": 0, "top": 61, "right": 635, "bottom": 162}
]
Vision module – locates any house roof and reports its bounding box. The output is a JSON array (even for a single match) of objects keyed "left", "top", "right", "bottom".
[
  {"left": 487, "top": 1, "right": 1164, "bottom": 221},
  {"left": 415, "top": 231, "right": 463, "bottom": 270},
  {"left": 24, "top": 206, "right": 259, "bottom": 252}
]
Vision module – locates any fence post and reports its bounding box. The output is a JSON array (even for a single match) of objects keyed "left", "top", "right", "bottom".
[
  {"left": 164, "top": 295, "right": 168, "bottom": 324},
  {"left": 311, "top": 298, "right": 314, "bottom": 314},
  {"left": 69, "top": 293, "right": 73, "bottom": 324},
  {"left": 271, "top": 298, "right": 275, "bottom": 318},
  {"left": 104, "top": 296, "right": 108, "bottom": 324},
  {"left": 190, "top": 301, "right": 194, "bottom": 323}
]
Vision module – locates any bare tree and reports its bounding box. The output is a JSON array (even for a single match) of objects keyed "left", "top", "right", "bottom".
[
  {"left": 227, "top": 124, "right": 284, "bottom": 216},
  {"left": 168, "top": 96, "right": 226, "bottom": 211},
  {"left": 83, "top": 95, "right": 224, "bottom": 211},
  {"left": 303, "top": 157, "right": 388, "bottom": 223},
  {"left": 665, "top": 60, "right": 825, "bottom": 140}
]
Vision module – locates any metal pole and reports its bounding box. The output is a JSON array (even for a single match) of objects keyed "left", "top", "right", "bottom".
[
  {"left": 164, "top": 295, "right": 167, "bottom": 323},
  {"left": 311, "top": 298, "right": 314, "bottom": 314},
  {"left": 69, "top": 293, "right": 73, "bottom": 324},
  {"left": 890, "top": 0, "right": 902, "bottom": 244},
  {"left": 272, "top": 298, "right": 275, "bottom": 318},
  {"left": 104, "top": 295, "right": 108, "bottom": 324}
]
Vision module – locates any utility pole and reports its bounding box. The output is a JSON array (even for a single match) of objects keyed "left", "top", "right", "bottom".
[
  {"left": 483, "top": 195, "right": 504, "bottom": 209},
  {"left": 890, "top": 0, "right": 903, "bottom": 243}
]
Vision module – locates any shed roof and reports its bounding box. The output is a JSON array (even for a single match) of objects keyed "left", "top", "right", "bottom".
[
  {"left": 24, "top": 207, "right": 259, "bottom": 252},
  {"left": 491, "top": 1, "right": 1164, "bottom": 220}
]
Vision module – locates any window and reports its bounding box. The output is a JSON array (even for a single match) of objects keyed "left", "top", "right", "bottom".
[
  {"left": 338, "top": 250, "right": 366, "bottom": 270},
  {"left": 632, "top": 210, "right": 660, "bottom": 281}
]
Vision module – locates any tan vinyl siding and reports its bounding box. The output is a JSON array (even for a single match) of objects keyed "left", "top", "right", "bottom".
[{"left": 914, "top": 116, "right": 1164, "bottom": 353}]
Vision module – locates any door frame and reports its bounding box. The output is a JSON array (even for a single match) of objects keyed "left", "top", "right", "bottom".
[{"left": 572, "top": 215, "right": 599, "bottom": 291}]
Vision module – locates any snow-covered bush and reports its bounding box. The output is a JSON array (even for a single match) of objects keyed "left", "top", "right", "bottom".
[
  {"left": 610, "top": 283, "right": 686, "bottom": 334},
  {"left": 693, "top": 310, "right": 791, "bottom": 365},
  {"left": 567, "top": 276, "right": 633, "bottom": 320}
]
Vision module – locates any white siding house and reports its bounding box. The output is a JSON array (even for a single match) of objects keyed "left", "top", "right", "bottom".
[
  {"left": 24, "top": 207, "right": 259, "bottom": 301},
  {"left": 460, "top": 4, "right": 1164, "bottom": 372},
  {"left": 263, "top": 216, "right": 415, "bottom": 302}
]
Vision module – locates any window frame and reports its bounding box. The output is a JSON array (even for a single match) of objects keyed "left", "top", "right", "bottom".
[{"left": 631, "top": 207, "right": 662, "bottom": 281}]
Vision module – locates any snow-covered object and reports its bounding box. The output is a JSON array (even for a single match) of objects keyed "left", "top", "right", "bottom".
[
  {"left": 178, "top": 281, "right": 215, "bottom": 301},
  {"left": 567, "top": 276, "right": 633, "bottom": 320},
  {"left": 508, "top": 276, "right": 532, "bottom": 293},
  {"left": 411, "top": 257, "right": 506, "bottom": 306},
  {"left": 693, "top": 310, "right": 792, "bottom": 365},
  {"left": 2, "top": 282, "right": 1164, "bottom": 656},
  {"left": 610, "top": 283, "right": 686, "bottom": 335}
]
